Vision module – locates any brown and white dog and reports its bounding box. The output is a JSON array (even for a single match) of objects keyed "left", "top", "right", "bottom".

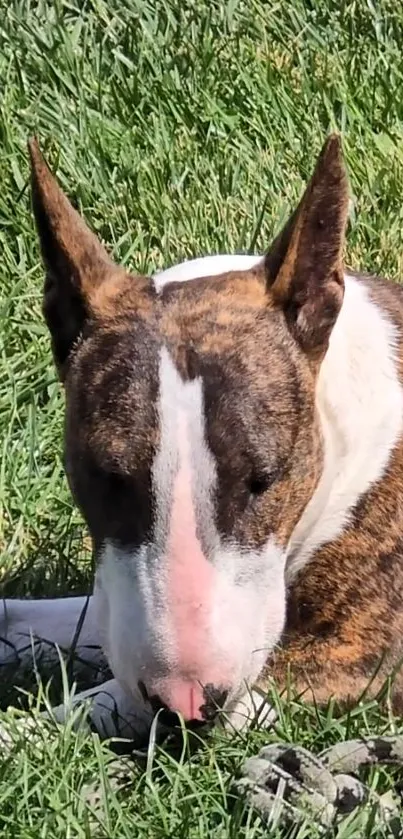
[{"left": 9, "top": 135, "right": 403, "bottom": 737}]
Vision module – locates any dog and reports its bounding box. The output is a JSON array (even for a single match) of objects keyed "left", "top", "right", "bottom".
[{"left": 8, "top": 134, "right": 403, "bottom": 739}]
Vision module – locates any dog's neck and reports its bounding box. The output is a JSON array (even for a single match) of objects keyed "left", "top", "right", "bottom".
[
  {"left": 155, "top": 256, "right": 403, "bottom": 580},
  {"left": 287, "top": 273, "right": 403, "bottom": 578}
]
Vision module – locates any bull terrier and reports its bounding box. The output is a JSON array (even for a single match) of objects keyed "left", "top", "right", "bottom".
[{"left": 6, "top": 134, "right": 403, "bottom": 740}]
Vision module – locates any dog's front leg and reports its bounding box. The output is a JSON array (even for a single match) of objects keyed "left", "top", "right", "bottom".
[{"left": 258, "top": 633, "right": 401, "bottom": 710}]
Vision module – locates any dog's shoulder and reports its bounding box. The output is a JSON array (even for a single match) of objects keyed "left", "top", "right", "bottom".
[{"left": 283, "top": 268, "right": 403, "bottom": 692}]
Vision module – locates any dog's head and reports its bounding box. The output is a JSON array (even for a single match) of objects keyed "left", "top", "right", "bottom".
[{"left": 29, "top": 136, "right": 349, "bottom": 724}]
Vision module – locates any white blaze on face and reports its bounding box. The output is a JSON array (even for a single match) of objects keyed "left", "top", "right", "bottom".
[{"left": 95, "top": 328, "right": 287, "bottom": 721}]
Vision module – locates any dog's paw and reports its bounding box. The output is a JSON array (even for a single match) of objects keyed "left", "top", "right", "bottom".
[{"left": 222, "top": 688, "right": 277, "bottom": 733}]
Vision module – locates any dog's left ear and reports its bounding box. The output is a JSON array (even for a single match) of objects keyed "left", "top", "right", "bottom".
[{"left": 264, "top": 134, "right": 349, "bottom": 363}]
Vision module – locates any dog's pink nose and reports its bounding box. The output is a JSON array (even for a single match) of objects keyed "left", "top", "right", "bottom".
[{"left": 142, "top": 679, "right": 228, "bottom": 723}]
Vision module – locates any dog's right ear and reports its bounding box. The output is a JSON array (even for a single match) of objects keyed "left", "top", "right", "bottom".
[
  {"left": 29, "top": 139, "right": 150, "bottom": 379},
  {"left": 29, "top": 138, "right": 115, "bottom": 376}
]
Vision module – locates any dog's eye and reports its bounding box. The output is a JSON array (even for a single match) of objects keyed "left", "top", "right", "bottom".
[{"left": 248, "top": 472, "right": 273, "bottom": 496}]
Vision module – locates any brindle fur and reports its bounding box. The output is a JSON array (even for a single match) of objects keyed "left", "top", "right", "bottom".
[
  {"left": 263, "top": 274, "right": 403, "bottom": 711},
  {"left": 28, "top": 135, "right": 403, "bottom": 716}
]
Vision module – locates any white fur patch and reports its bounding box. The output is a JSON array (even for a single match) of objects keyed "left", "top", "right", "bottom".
[
  {"left": 95, "top": 537, "right": 286, "bottom": 714},
  {"left": 153, "top": 254, "right": 263, "bottom": 292},
  {"left": 152, "top": 346, "right": 217, "bottom": 559},
  {"left": 286, "top": 274, "right": 403, "bottom": 579}
]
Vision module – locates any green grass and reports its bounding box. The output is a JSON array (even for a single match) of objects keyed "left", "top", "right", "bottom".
[{"left": 1, "top": 0, "right": 403, "bottom": 835}]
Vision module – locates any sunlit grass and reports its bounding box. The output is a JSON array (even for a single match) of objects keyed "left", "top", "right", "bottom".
[{"left": 1, "top": 0, "right": 403, "bottom": 835}]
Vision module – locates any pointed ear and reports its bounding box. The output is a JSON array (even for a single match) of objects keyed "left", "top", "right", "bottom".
[
  {"left": 264, "top": 135, "right": 349, "bottom": 362},
  {"left": 29, "top": 139, "right": 129, "bottom": 377}
]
